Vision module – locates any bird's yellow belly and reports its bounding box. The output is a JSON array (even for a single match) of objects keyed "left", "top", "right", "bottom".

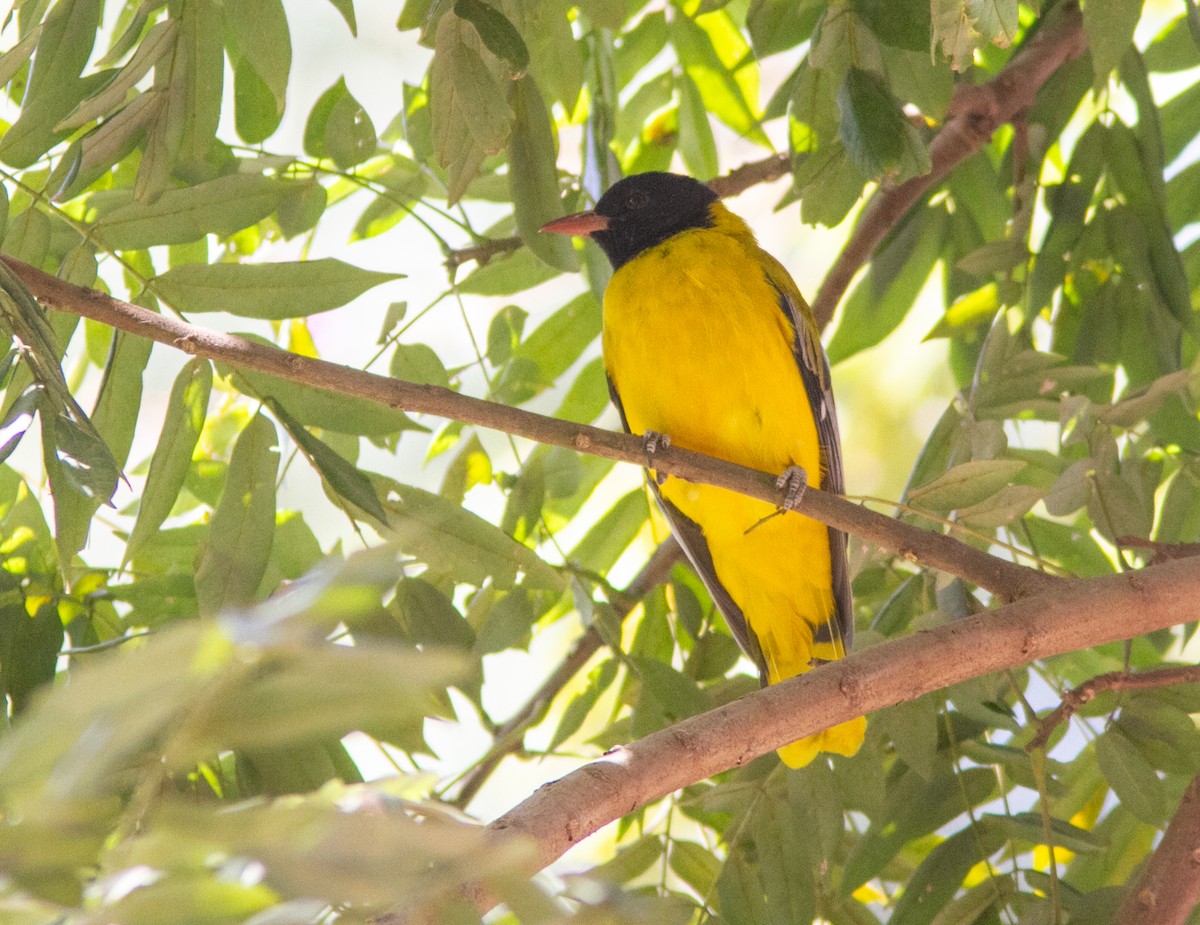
[{"left": 602, "top": 230, "right": 834, "bottom": 684}]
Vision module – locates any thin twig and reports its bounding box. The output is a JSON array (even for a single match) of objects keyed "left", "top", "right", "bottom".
[
  {"left": 2, "top": 256, "right": 1058, "bottom": 602},
  {"left": 1026, "top": 664, "right": 1200, "bottom": 752},
  {"left": 451, "top": 540, "right": 682, "bottom": 808},
  {"left": 444, "top": 235, "right": 522, "bottom": 270},
  {"left": 706, "top": 153, "right": 790, "bottom": 199},
  {"left": 442, "top": 154, "right": 790, "bottom": 269},
  {"left": 1117, "top": 535, "right": 1200, "bottom": 565},
  {"left": 810, "top": 1, "right": 1087, "bottom": 329}
]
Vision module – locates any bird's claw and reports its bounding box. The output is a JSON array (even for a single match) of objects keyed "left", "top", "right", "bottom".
[
  {"left": 642, "top": 431, "right": 670, "bottom": 486},
  {"left": 776, "top": 465, "right": 808, "bottom": 512}
]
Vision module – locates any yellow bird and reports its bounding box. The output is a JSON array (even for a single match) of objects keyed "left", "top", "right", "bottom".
[{"left": 542, "top": 172, "right": 865, "bottom": 767}]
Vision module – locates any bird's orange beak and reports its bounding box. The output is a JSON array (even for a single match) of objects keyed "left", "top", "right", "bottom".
[{"left": 540, "top": 211, "right": 610, "bottom": 237}]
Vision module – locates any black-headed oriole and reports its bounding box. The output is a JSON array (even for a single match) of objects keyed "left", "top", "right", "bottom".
[{"left": 542, "top": 172, "right": 865, "bottom": 767}]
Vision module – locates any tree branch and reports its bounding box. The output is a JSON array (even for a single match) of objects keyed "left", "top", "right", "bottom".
[
  {"left": 444, "top": 235, "right": 522, "bottom": 271},
  {"left": 487, "top": 558, "right": 1200, "bottom": 875},
  {"left": 444, "top": 154, "right": 790, "bottom": 269},
  {"left": 809, "top": 1, "right": 1087, "bottom": 329},
  {"left": 707, "top": 153, "right": 790, "bottom": 198},
  {"left": 1026, "top": 664, "right": 1200, "bottom": 752},
  {"left": 1115, "top": 769, "right": 1200, "bottom": 925},
  {"left": 451, "top": 539, "right": 683, "bottom": 808},
  {"left": 2, "top": 256, "right": 1057, "bottom": 601}
]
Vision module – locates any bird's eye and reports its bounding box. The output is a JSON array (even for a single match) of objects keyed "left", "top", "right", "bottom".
[{"left": 627, "top": 190, "right": 649, "bottom": 210}]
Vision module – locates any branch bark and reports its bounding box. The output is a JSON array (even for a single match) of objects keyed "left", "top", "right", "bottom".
[
  {"left": 2, "top": 256, "right": 1057, "bottom": 602},
  {"left": 809, "top": 1, "right": 1087, "bottom": 329},
  {"left": 488, "top": 557, "right": 1200, "bottom": 874},
  {"left": 1026, "top": 664, "right": 1200, "bottom": 752},
  {"left": 1115, "top": 769, "right": 1200, "bottom": 925}
]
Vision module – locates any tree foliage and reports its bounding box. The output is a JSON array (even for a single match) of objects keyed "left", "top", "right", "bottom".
[{"left": 0, "top": 0, "right": 1199, "bottom": 923}]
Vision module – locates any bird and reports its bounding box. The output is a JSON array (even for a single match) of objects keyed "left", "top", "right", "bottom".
[{"left": 541, "top": 172, "right": 865, "bottom": 768}]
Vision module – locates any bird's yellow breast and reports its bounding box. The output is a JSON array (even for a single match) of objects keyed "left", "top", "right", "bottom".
[
  {"left": 602, "top": 223, "right": 821, "bottom": 494},
  {"left": 602, "top": 217, "right": 834, "bottom": 686}
]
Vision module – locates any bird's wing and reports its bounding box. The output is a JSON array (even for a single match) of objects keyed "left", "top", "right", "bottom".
[
  {"left": 762, "top": 257, "right": 854, "bottom": 657},
  {"left": 606, "top": 373, "right": 770, "bottom": 681}
]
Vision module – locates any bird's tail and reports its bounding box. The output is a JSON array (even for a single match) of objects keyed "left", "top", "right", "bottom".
[{"left": 776, "top": 715, "right": 867, "bottom": 768}]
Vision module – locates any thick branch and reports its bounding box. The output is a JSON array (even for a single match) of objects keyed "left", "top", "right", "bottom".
[
  {"left": 1027, "top": 664, "right": 1200, "bottom": 752},
  {"left": 809, "top": 2, "right": 1087, "bottom": 329},
  {"left": 3, "top": 256, "right": 1056, "bottom": 601},
  {"left": 452, "top": 540, "right": 682, "bottom": 808},
  {"left": 1116, "top": 770, "right": 1200, "bottom": 925},
  {"left": 488, "top": 558, "right": 1200, "bottom": 873}
]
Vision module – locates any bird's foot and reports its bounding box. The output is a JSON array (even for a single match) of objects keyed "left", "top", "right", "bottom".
[
  {"left": 642, "top": 431, "right": 670, "bottom": 485},
  {"left": 776, "top": 465, "right": 808, "bottom": 512}
]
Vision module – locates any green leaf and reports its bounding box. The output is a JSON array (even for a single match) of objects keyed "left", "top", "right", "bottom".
[
  {"left": 324, "top": 0, "right": 357, "bottom": 34},
  {"left": 127, "top": 359, "right": 212, "bottom": 557},
  {"left": 669, "top": 840, "right": 721, "bottom": 898},
  {"left": 553, "top": 356, "right": 609, "bottom": 424},
  {"left": 93, "top": 174, "right": 287, "bottom": 249},
  {"left": 671, "top": 12, "right": 770, "bottom": 148},
  {"left": 0, "top": 601, "right": 64, "bottom": 714},
  {"left": 223, "top": 0, "right": 291, "bottom": 112},
  {"left": 550, "top": 658, "right": 619, "bottom": 750},
  {"left": 173, "top": 0, "right": 224, "bottom": 166},
  {"left": 458, "top": 246, "right": 562, "bottom": 295},
  {"left": 303, "top": 77, "right": 377, "bottom": 170},
  {"left": 526, "top": 0, "right": 582, "bottom": 109},
  {"left": 890, "top": 822, "right": 1008, "bottom": 925},
  {"left": 591, "top": 836, "right": 663, "bottom": 885},
  {"left": 837, "top": 67, "right": 931, "bottom": 180},
  {"left": 223, "top": 337, "right": 426, "bottom": 438},
  {"left": 48, "top": 92, "right": 162, "bottom": 201},
  {"left": 508, "top": 75, "right": 577, "bottom": 272},
  {"left": 843, "top": 765, "right": 997, "bottom": 891},
  {"left": 390, "top": 342, "right": 451, "bottom": 389},
  {"left": 677, "top": 70, "right": 719, "bottom": 180},
  {"left": 267, "top": 400, "right": 386, "bottom": 525},
  {"left": 877, "top": 695, "right": 939, "bottom": 780},
  {"left": 930, "top": 0, "right": 976, "bottom": 70},
  {"left": 1104, "top": 122, "right": 1192, "bottom": 325},
  {"left": 474, "top": 588, "right": 535, "bottom": 654},
  {"left": 907, "top": 459, "right": 1028, "bottom": 511},
  {"left": 631, "top": 656, "right": 710, "bottom": 723},
  {"left": 568, "top": 489, "right": 648, "bottom": 573},
  {"left": 0, "top": 0, "right": 102, "bottom": 167},
  {"left": 1083, "top": 0, "right": 1142, "bottom": 86},
  {"left": 486, "top": 304, "right": 527, "bottom": 366},
  {"left": 233, "top": 55, "right": 283, "bottom": 145},
  {"left": 55, "top": 18, "right": 178, "bottom": 131},
  {"left": 195, "top": 413, "right": 280, "bottom": 614},
  {"left": 394, "top": 578, "right": 475, "bottom": 650},
  {"left": 828, "top": 206, "right": 944, "bottom": 364},
  {"left": 90, "top": 330, "right": 152, "bottom": 474},
  {"left": 1095, "top": 728, "right": 1165, "bottom": 825},
  {"left": 153, "top": 259, "right": 402, "bottom": 319},
  {"left": 955, "top": 484, "right": 1042, "bottom": 527},
  {"left": 380, "top": 481, "right": 562, "bottom": 590},
  {"left": 510, "top": 292, "right": 602, "bottom": 387},
  {"left": 431, "top": 12, "right": 514, "bottom": 203},
  {"left": 966, "top": 0, "right": 1017, "bottom": 48},
  {"left": 453, "top": 0, "right": 529, "bottom": 75}
]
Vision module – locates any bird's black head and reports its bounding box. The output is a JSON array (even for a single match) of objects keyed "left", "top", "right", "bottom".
[{"left": 590, "top": 173, "right": 719, "bottom": 271}]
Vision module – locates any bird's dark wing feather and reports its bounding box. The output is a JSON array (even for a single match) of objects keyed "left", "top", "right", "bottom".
[
  {"left": 607, "top": 374, "right": 770, "bottom": 683},
  {"left": 766, "top": 273, "right": 854, "bottom": 656}
]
